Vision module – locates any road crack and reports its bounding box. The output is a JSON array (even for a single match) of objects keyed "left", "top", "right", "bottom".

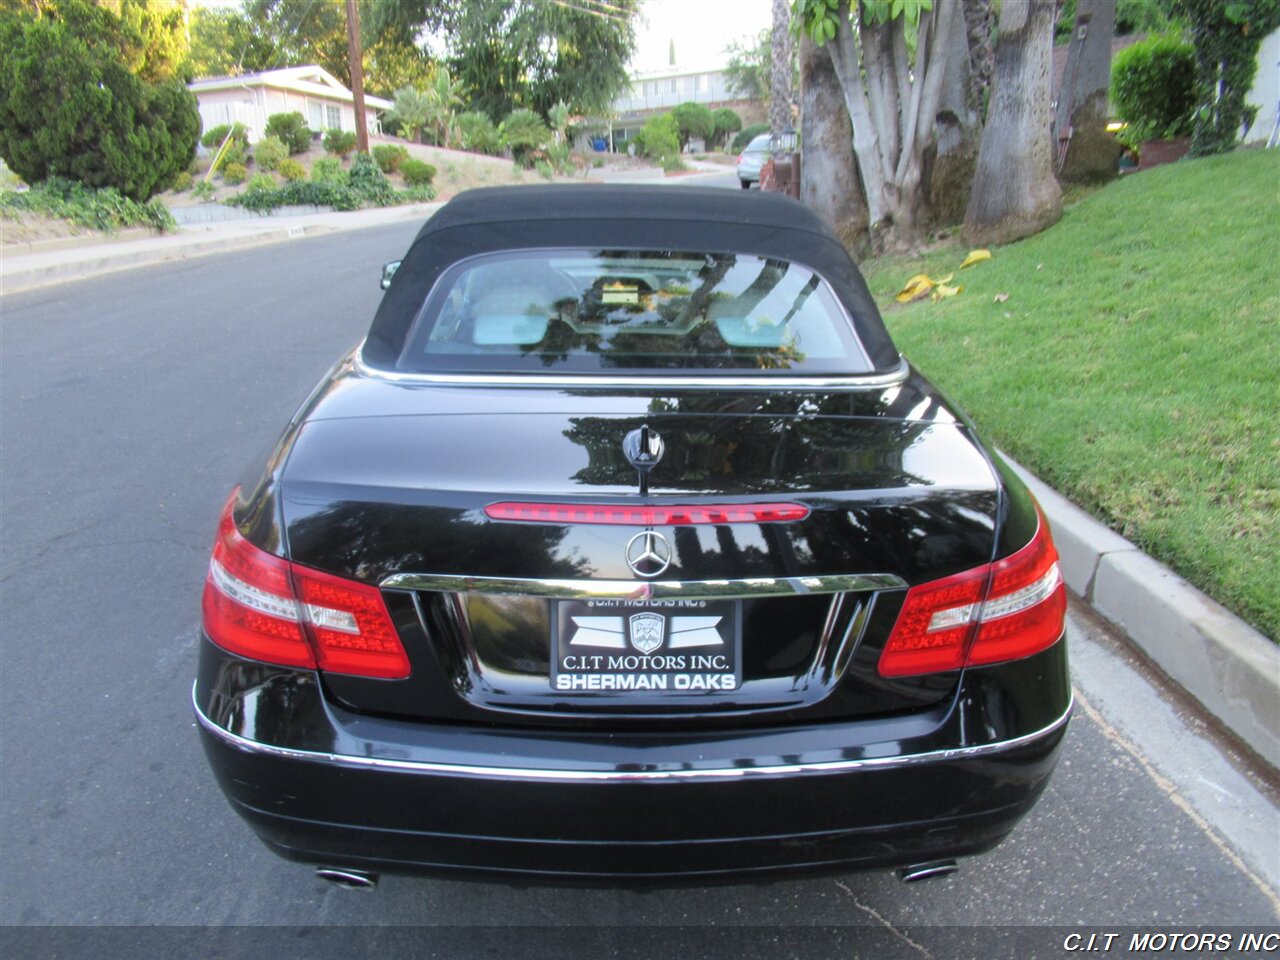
[{"left": 834, "top": 880, "right": 933, "bottom": 958}]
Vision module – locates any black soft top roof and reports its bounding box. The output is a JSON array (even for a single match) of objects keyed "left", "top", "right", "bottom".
[{"left": 364, "top": 185, "right": 900, "bottom": 372}]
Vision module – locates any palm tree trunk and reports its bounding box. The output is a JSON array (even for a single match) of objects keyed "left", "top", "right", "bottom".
[
  {"left": 769, "top": 0, "right": 794, "bottom": 142},
  {"left": 964, "top": 0, "right": 1062, "bottom": 246},
  {"left": 799, "top": 32, "right": 869, "bottom": 258},
  {"left": 1057, "top": 0, "right": 1122, "bottom": 183}
]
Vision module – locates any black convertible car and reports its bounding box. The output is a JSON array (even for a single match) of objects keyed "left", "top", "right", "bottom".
[{"left": 195, "top": 186, "right": 1070, "bottom": 885}]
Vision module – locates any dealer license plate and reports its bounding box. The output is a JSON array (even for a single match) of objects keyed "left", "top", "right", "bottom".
[{"left": 552, "top": 599, "right": 740, "bottom": 694}]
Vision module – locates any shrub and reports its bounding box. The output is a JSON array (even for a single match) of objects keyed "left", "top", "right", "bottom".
[
  {"left": 1111, "top": 35, "right": 1196, "bottom": 147},
  {"left": 278, "top": 157, "right": 307, "bottom": 182},
  {"left": 457, "top": 111, "right": 503, "bottom": 155},
  {"left": 634, "top": 112, "right": 680, "bottom": 165},
  {"left": 218, "top": 137, "right": 248, "bottom": 170},
  {"left": 226, "top": 179, "right": 361, "bottom": 213},
  {"left": 0, "top": 177, "right": 175, "bottom": 232},
  {"left": 348, "top": 152, "right": 395, "bottom": 205},
  {"left": 310, "top": 155, "right": 345, "bottom": 184},
  {"left": 671, "top": 102, "right": 715, "bottom": 147},
  {"left": 200, "top": 122, "right": 249, "bottom": 151},
  {"left": 499, "top": 109, "right": 551, "bottom": 165},
  {"left": 0, "top": 17, "right": 199, "bottom": 201},
  {"left": 712, "top": 107, "right": 742, "bottom": 147},
  {"left": 222, "top": 162, "right": 248, "bottom": 184},
  {"left": 172, "top": 170, "right": 192, "bottom": 192},
  {"left": 263, "top": 112, "right": 311, "bottom": 154},
  {"left": 534, "top": 160, "right": 555, "bottom": 180},
  {"left": 192, "top": 179, "right": 216, "bottom": 201},
  {"left": 731, "top": 123, "right": 769, "bottom": 152},
  {"left": 371, "top": 144, "right": 410, "bottom": 173},
  {"left": 323, "top": 129, "right": 358, "bottom": 157},
  {"left": 245, "top": 172, "right": 276, "bottom": 194},
  {"left": 253, "top": 136, "right": 288, "bottom": 171},
  {"left": 400, "top": 157, "right": 436, "bottom": 187}
]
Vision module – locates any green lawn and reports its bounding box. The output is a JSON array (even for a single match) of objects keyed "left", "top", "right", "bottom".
[{"left": 861, "top": 149, "right": 1279, "bottom": 641}]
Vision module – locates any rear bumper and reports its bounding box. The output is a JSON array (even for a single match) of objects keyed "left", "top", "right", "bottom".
[{"left": 195, "top": 637, "right": 1070, "bottom": 880}]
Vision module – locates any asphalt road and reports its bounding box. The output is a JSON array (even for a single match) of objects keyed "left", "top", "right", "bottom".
[{"left": 2, "top": 220, "right": 1277, "bottom": 956}]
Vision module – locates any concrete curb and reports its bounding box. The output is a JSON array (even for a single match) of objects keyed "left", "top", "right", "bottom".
[
  {"left": 1005, "top": 456, "right": 1279, "bottom": 770},
  {"left": 2, "top": 223, "right": 332, "bottom": 294},
  {"left": 1, "top": 226, "right": 161, "bottom": 256}
]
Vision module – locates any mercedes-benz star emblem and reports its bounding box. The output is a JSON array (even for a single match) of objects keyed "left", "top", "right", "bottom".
[{"left": 625, "top": 530, "right": 672, "bottom": 578}]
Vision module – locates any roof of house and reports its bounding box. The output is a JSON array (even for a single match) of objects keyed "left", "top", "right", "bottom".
[{"left": 187, "top": 65, "right": 393, "bottom": 111}]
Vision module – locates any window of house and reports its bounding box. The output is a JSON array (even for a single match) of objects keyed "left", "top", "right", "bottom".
[{"left": 326, "top": 104, "right": 341, "bottom": 130}]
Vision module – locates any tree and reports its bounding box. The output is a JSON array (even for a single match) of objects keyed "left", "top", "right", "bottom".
[
  {"left": 0, "top": 13, "right": 198, "bottom": 200},
  {"left": 963, "top": 0, "right": 1062, "bottom": 245},
  {"left": 1056, "top": 0, "right": 1123, "bottom": 183},
  {"left": 671, "top": 102, "right": 715, "bottom": 148},
  {"left": 926, "top": 1, "right": 984, "bottom": 226},
  {"left": 186, "top": 5, "right": 276, "bottom": 78},
  {"left": 1167, "top": 0, "right": 1280, "bottom": 155},
  {"left": 499, "top": 108, "right": 551, "bottom": 165},
  {"left": 724, "top": 29, "right": 771, "bottom": 101},
  {"left": 38, "top": 0, "right": 191, "bottom": 82},
  {"left": 712, "top": 107, "right": 743, "bottom": 149},
  {"left": 769, "top": 0, "right": 795, "bottom": 140},
  {"left": 376, "top": 0, "right": 638, "bottom": 120},
  {"left": 799, "top": 31, "right": 868, "bottom": 257},
  {"left": 245, "top": 0, "right": 351, "bottom": 84},
  {"left": 794, "top": 0, "right": 964, "bottom": 251}
]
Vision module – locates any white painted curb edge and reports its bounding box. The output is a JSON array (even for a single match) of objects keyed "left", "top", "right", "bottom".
[{"left": 1003, "top": 454, "right": 1279, "bottom": 771}]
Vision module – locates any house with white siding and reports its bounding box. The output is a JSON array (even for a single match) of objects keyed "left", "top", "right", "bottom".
[{"left": 187, "top": 65, "right": 393, "bottom": 143}]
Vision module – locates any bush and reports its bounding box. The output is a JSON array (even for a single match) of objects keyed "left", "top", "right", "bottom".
[
  {"left": 0, "top": 177, "right": 175, "bottom": 232},
  {"left": 310, "top": 155, "right": 345, "bottom": 184},
  {"left": 221, "top": 162, "right": 247, "bottom": 184},
  {"left": 671, "top": 102, "right": 715, "bottom": 147},
  {"left": 1111, "top": 34, "right": 1196, "bottom": 146},
  {"left": 371, "top": 144, "right": 410, "bottom": 173},
  {"left": 731, "top": 123, "right": 769, "bottom": 152},
  {"left": 323, "top": 129, "right": 358, "bottom": 157},
  {"left": 634, "top": 112, "right": 681, "bottom": 165},
  {"left": 712, "top": 107, "right": 742, "bottom": 147},
  {"left": 226, "top": 179, "right": 361, "bottom": 213},
  {"left": 192, "top": 179, "right": 215, "bottom": 201},
  {"left": 499, "top": 109, "right": 551, "bottom": 165},
  {"left": 245, "top": 172, "right": 277, "bottom": 194},
  {"left": 348, "top": 152, "right": 395, "bottom": 205},
  {"left": 253, "top": 136, "right": 288, "bottom": 171},
  {"left": 0, "top": 17, "right": 200, "bottom": 201},
  {"left": 457, "top": 111, "right": 503, "bottom": 155},
  {"left": 401, "top": 157, "right": 436, "bottom": 187},
  {"left": 263, "top": 112, "right": 311, "bottom": 155},
  {"left": 278, "top": 157, "right": 307, "bottom": 182},
  {"left": 218, "top": 138, "right": 248, "bottom": 170},
  {"left": 172, "top": 170, "right": 192, "bottom": 192},
  {"left": 200, "top": 122, "right": 249, "bottom": 151}
]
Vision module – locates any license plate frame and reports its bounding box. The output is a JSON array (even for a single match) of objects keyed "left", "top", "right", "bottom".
[{"left": 551, "top": 599, "right": 741, "bottom": 695}]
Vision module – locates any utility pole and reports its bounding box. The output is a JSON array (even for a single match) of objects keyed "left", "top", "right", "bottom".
[{"left": 345, "top": 0, "right": 369, "bottom": 153}]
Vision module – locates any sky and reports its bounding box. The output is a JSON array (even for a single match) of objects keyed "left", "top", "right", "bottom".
[{"left": 629, "top": 0, "right": 772, "bottom": 73}]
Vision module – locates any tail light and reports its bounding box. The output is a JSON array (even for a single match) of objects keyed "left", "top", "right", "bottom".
[
  {"left": 878, "top": 508, "right": 1066, "bottom": 677},
  {"left": 201, "top": 492, "right": 410, "bottom": 679}
]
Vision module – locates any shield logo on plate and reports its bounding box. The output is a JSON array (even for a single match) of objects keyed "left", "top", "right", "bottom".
[{"left": 629, "top": 613, "right": 665, "bottom": 654}]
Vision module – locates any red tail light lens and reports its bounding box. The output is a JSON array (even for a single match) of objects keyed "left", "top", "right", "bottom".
[
  {"left": 484, "top": 502, "right": 809, "bottom": 525},
  {"left": 878, "top": 509, "right": 1066, "bottom": 678},
  {"left": 201, "top": 493, "right": 410, "bottom": 679}
]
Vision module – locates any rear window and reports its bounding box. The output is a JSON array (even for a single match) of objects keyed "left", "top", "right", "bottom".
[{"left": 396, "top": 250, "right": 874, "bottom": 376}]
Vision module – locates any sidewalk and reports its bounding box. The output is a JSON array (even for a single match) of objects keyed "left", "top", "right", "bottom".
[{"left": 1, "top": 201, "right": 444, "bottom": 294}]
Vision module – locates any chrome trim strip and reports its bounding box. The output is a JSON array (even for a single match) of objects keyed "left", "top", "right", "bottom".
[
  {"left": 377, "top": 572, "right": 908, "bottom": 600},
  {"left": 353, "top": 349, "right": 911, "bottom": 391},
  {"left": 192, "top": 685, "right": 1072, "bottom": 783}
]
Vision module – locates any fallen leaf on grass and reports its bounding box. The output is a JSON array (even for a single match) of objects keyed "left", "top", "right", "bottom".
[
  {"left": 895, "top": 274, "right": 935, "bottom": 302},
  {"left": 960, "top": 249, "right": 992, "bottom": 268},
  {"left": 993, "top": 292, "right": 1009, "bottom": 303},
  {"left": 932, "top": 283, "right": 963, "bottom": 301}
]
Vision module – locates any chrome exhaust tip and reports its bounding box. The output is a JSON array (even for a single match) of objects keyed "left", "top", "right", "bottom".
[
  {"left": 897, "top": 859, "right": 958, "bottom": 883},
  {"left": 315, "top": 867, "right": 379, "bottom": 890}
]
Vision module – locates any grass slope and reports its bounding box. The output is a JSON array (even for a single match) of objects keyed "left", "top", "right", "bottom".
[{"left": 862, "top": 150, "right": 1279, "bottom": 640}]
